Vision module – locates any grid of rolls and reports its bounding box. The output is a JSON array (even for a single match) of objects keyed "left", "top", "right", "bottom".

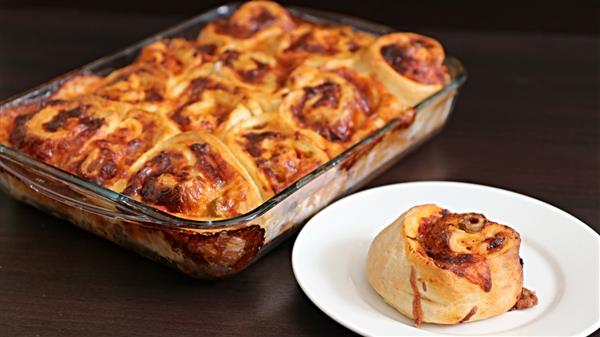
[{"left": 0, "top": 1, "right": 449, "bottom": 220}]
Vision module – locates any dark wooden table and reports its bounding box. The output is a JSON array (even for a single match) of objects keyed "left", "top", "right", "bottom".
[{"left": 0, "top": 7, "right": 598, "bottom": 337}]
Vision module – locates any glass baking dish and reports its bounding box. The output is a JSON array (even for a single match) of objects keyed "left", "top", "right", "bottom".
[{"left": 0, "top": 3, "right": 466, "bottom": 278}]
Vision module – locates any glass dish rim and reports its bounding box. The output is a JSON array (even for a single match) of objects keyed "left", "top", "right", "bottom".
[{"left": 0, "top": 2, "right": 467, "bottom": 229}]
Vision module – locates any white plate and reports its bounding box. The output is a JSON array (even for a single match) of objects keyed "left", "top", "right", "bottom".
[{"left": 292, "top": 181, "right": 600, "bottom": 336}]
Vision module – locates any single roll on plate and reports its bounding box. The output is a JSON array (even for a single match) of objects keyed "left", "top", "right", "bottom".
[
  {"left": 362, "top": 33, "right": 449, "bottom": 107},
  {"left": 366, "top": 204, "right": 537, "bottom": 326}
]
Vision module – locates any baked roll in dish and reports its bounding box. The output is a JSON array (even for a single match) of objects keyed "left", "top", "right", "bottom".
[
  {"left": 8, "top": 95, "right": 130, "bottom": 167},
  {"left": 213, "top": 48, "right": 283, "bottom": 93},
  {"left": 51, "top": 40, "right": 218, "bottom": 103},
  {"left": 279, "top": 60, "right": 410, "bottom": 156},
  {"left": 366, "top": 204, "right": 537, "bottom": 326},
  {"left": 51, "top": 75, "right": 103, "bottom": 100},
  {"left": 224, "top": 113, "right": 330, "bottom": 199},
  {"left": 362, "top": 33, "right": 449, "bottom": 107},
  {"left": 1, "top": 1, "right": 452, "bottom": 222},
  {"left": 277, "top": 23, "right": 375, "bottom": 68},
  {"left": 64, "top": 109, "right": 180, "bottom": 189},
  {"left": 168, "top": 67, "right": 263, "bottom": 135},
  {"left": 136, "top": 38, "right": 218, "bottom": 77},
  {"left": 198, "top": 1, "right": 294, "bottom": 52},
  {"left": 120, "top": 132, "right": 263, "bottom": 220},
  {"left": 95, "top": 62, "right": 176, "bottom": 115}
]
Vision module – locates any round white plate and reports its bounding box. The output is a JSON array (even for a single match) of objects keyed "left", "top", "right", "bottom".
[{"left": 292, "top": 181, "right": 600, "bottom": 336}]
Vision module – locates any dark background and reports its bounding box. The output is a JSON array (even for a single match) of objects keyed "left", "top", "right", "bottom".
[
  {"left": 1, "top": 0, "right": 598, "bottom": 35},
  {"left": 1, "top": 0, "right": 598, "bottom": 101}
]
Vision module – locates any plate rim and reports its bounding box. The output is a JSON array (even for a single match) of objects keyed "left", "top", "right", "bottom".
[{"left": 291, "top": 180, "right": 600, "bottom": 336}]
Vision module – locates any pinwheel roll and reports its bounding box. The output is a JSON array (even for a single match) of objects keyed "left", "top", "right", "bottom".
[
  {"left": 94, "top": 63, "right": 172, "bottom": 114},
  {"left": 278, "top": 61, "right": 409, "bottom": 156},
  {"left": 136, "top": 38, "right": 218, "bottom": 77},
  {"left": 64, "top": 109, "right": 180, "bottom": 190},
  {"left": 224, "top": 113, "right": 330, "bottom": 199},
  {"left": 214, "top": 48, "right": 283, "bottom": 93},
  {"left": 168, "top": 68, "right": 263, "bottom": 135},
  {"left": 362, "top": 33, "right": 449, "bottom": 107},
  {"left": 120, "top": 132, "right": 263, "bottom": 220},
  {"left": 50, "top": 40, "right": 217, "bottom": 104},
  {"left": 51, "top": 74, "right": 102, "bottom": 100},
  {"left": 367, "top": 204, "right": 537, "bottom": 326},
  {"left": 0, "top": 100, "right": 45, "bottom": 146},
  {"left": 197, "top": 1, "right": 294, "bottom": 52},
  {"left": 277, "top": 23, "right": 374, "bottom": 68},
  {"left": 8, "top": 95, "right": 128, "bottom": 168}
]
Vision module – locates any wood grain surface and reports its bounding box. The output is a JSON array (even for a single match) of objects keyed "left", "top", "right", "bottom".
[{"left": 0, "top": 7, "right": 598, "bottom": 337}]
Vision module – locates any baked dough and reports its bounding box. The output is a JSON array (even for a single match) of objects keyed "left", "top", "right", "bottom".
[
  {"left": 278, "top": 59, "right": 411, "bottom": 157},
  {"left": 168, "top": 66, "right": 263, "bottom": 135},
  {"left": 94, "top": 63, "right": 173, "bottom": 115},
  {"left": 224, "top": 113, "right": 329, "bottom": 199},
  {"left": 8, "top": 95, "right": 130, "bottom": 167},
  {"left": 362, "top": 33, "right": 449, "bottom": 107},
  {"left": 65, "top": 108, "right": 180, "bottom": 189},
  {"left": 366, "top": 204, "right": 537, "bottom": 325},
  {"left": 118, "top": 132, "right": 263, "bottom": 220},
  {"left": 198, "top": 1, "right": 294, "bottom": 52},
  {"left": 0, "top": 1, "right": 450, "bottom": 221},
  {"left": 277, "top": 22, "right": 374, "bottom": 68},
  {"left": 136, "top": 38, "right": 217, "bottom": 77}
]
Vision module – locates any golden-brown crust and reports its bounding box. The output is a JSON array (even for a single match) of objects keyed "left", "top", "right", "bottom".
[
  {"left": 0, "top": 100, "right": 44, "bottom": 147},
  {"left": 277, "top": 23, "right": 375, "bottom": 68},
  {"left": 278, "top": 59, "right": 409, "bottom": 156},
  {"left": 64, "top": 109, "right": 180, "bottom": 189},
  {"left": 168, "top": 68, "right": 264, "bottom": 135},
  {"left": 417, "top": 212, "right": 501, "bottom": 292},
  {"left": 50, "top": 75, "right": 103, "bottom": 100},
  {"left": 137, "top": 38, "right": 218, "bottom": 76},
  {"left": 362, "top": 32, "right": 449, "bottom": 107},
  {"left": 120, "top": 132, "right": 263, "bottom": 220},
  {"left": 1, "top": 1, "right": 449, "bottom": 221},
  {"left": 213, "top": 48, "right": 284, "bottom": 93},
  {"left": 367, "top": 204, "right": 535, "bottom": 325},
  {"left": 279, "top": 64, "right": 365, "bottom": 156},
  {"left": 225, "top": 113, "right": 330, "bottom": 198},
  {"left": 197, "top": 1, "right": 294, "bottom": 52},
  {"left": 94, "top": 63, "right": 173, "bottom": 114},
  {"left": 8, "top": 96, "right": 128, "bottom": 167}
]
